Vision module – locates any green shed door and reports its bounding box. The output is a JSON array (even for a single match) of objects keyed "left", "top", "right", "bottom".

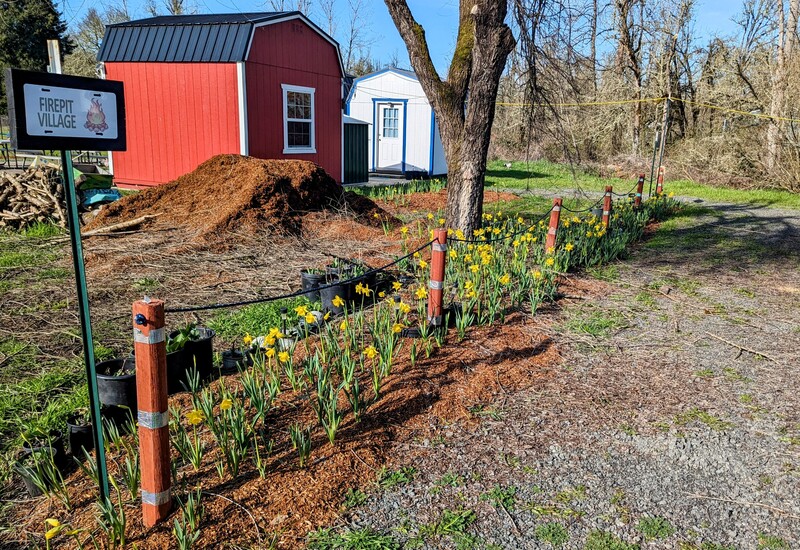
[{"left": 344, "top": 122, "right": 369, "bottom": 184}]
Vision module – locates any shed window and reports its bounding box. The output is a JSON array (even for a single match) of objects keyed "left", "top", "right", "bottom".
[
  {"left": 382, "top": 108, "right": 399, "bottom": 138},
  {"left": 282, "top": 84, "right": 316, "bottom": 154}
]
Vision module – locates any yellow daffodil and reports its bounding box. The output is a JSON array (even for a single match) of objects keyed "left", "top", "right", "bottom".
[
  {"left": 467, "top": 290, "right": 477, "bottom": 299},
  {"left": 373, "top": 212, "right": 380, "bottom": 219},
  {"left": 587, "top": 231, "right": 594, "bottom": 237},
  {"left": 517, "top": 217, "right": 524, "bottom": 224},
  {"left": 415, "top": 287, "right": 428, "bottom": 299},
  {"left": 470, "top": 264, "right": 479, "bottom": 273},
  {"left": 547, "top": 246, "right": 555, "bottom": 254},
  {"left": 413, "top": 251, "right": 421, "bottom": 259},
  {"left": 401, "top": 226, "right": 409, "bottom": 235},
  {"left": 492, "top": 227, "right": 501, "bottom": 235},
  {"left": 294, "top": 305, "right": 308, "bottom": 317},
  {"left": 278, "top": 351, "right": 290, "bottom": 363},
  {"left": 363, "top": 345, "right": 378, "bottom": 359},
  {"left": 45, "top": 527, "right": 61, "bottom": 540},
  {"left": 419, "top": 260, "right": 428, "bottom": 269},
  {"left": 427, "top": 213, "right": 434, "bottom": 220},
  {"left": 186, "top": 409, "right": 204, "bottom": 425},
  {"left": 392, "top": 323, "right": 404, "bottom": 334},
  {"left": 563, "top": 220, "right": 571, "bottom": 228},
  {"left": 545, "top": 257, "right": 555, "bottom": 267},
  {"left": 324, "top": 311, "right": 331, "bottom": 320},
  {"left": 265, "top": 335, "right": 276, "bottom": 346},
  {"left": 45, "top": 519, "right": 61, "bottom": 528},
  {"left": 266, "top": 347, "right": 276, "bottom": 358},
  {"left": 464, "top": 280, "right": 474, "bottom": 290},
  {"left": 243, "top": 333, "right": 253, "bottom": 346},
  {"left": 565, "top": 242, "right": 575, "bottom": 252},
  {"left": 455, "top": 229, "right": 465, "bottom": 239},
  {"left": 378, "top": 291, "right": 386, "bottom": 298},
  {"left": 332, "top": 295, "right": 345, "bottom": 308},
  {"left": 220, "top": 398, "right": 233, "bottom": 411},
  {"left": 304, "top": 312, "right": 316, "bottom": 324},
  {"left": 499, "top": 274, "right": 511, "bottom": 285},
  {"left": 392, "top": 281, "right": 402, "bottom": 291},
  {"left": 340, "top": 319, "right": 348, "bottom": 331},
  {"left": 533, "top": 270, "right": 543, "bottom": 279},
  {"left": 668, "top": 191, "right": 675, "bottom": 198},
  {"left": 399, "top": 302, "right": 411, "bottom": 315},
  {"left": 513, "top": 239, "right": 520, "bottom": 247},
  {"left": 438, "top": 217, "right": 446, "bottom": 225}
]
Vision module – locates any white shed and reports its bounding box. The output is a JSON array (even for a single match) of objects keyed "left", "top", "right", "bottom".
[{"left": 345, "top": 68, "right": 447, "bottom": 177}]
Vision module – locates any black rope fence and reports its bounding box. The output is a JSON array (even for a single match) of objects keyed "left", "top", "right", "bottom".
[
  {"left": 448, "top": 205, "right": 555, "bottom": 244},
  {"left": 164, "top": 238, "right": 435, "bottom": 314}
]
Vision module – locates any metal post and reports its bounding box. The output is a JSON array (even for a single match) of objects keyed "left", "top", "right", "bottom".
[
  {"left": 428, "top": 228, "right": 447, "bottom": 327},
  {"left": 61, "top": 150, "right": 109, "bottom": 501},
  {"left": 545, "top": 198, "right": 562, "bottom": 252},
  {"left": 656, "top": 166, "right": 665, "bottom": 195},
  {"left": 133, "top": 298, "right": 171, "bottom": 526},
  {"left": 648, "top": 130, "right": 660, "bottom": 198}
]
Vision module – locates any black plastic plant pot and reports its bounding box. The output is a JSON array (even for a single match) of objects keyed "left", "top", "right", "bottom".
[
  {"left": 591, "top": 207, "right": 603, "bottom": 218},
  {"left": 166, "top": 348, "right": 190, "bottom": 395},
  {"left": 220, "top": 349, "right": 247, "bottom": 375},
  {"left": 326, "top": 262, "right": 355, "bottom": 279},
  {"left": 300, "top": 270, "right": 327, "bottom": 302},
  {"left": 13, "top": 447, "right": 56, "bottom": 498},
  {"left": 184, "top": 327, "right": 216, "bottom": 382},
  {"left": 320, "top": 280, "right": 347, "bottom": 315},
  {"left": 66, "top": 414, "right": 94, "bottom": 456},
  {"left": 22, "top": 429, "right": 68, "bottom": 471},
  {"left": 96, "top": 358, "right": 137, "bottom": 411}
]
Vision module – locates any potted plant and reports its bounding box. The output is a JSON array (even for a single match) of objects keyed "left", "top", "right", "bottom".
[
  {"left": 220, "top": 346, "right": 247, "bottom": 375},
  {"left": 165, "top": 325, "right": 193, "bottom": 394},
  {"left": 96, "top": 357, "right": 137, "bottom": 414},
  {"left": 170, "top": 324, "right": 216, "bottom": 383},
  {"left": 66, "top": 410, "right": 93, "bottom": 456},
  {"left": 300, "top": 267, "right": 327, "bottom": 302},
  {"left": 320, "top": 277, "right": 347, "bottom": 315},
  {"left": 13, "top": 447, "right": 56, "bottom": 498},
  {"left": 325, "top": 257, "right": 355, "bottom": 279}
]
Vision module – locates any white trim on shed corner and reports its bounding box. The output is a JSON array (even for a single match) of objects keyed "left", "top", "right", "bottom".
[
  {"left": 244, "top": 13, "right": 345, "bottom": 77},
  {"left": 282, "top": 83, "right": 316, "bottom": 154},
  {"left": 236, "top": 62, "right": 249, "bottom": 156}
]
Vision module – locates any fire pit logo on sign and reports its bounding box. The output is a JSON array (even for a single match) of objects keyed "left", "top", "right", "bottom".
[
  {"left": 23, "top": 83, "right": 118, "bottom": 139},
  {"left": 85, "top": 98, "right": 108, "bottom": 132}
]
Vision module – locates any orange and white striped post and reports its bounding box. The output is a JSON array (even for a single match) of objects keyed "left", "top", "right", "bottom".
[
  {"left": 545, "top": 198, "right": 562, "bottom": 252},
  {"left": 428, "top": 228, "right": 447, "bottom": 326},
  {"left": 656, "top": 166, "right": 665, "bottom": 195},
  {"left": 602, "top": 186, "right": 613, "bottom": 229},
  {"left": 634, "top": 174, "right": 645, "bottom": 208},
  {"left": 133, "top": 298, "right": 171, "bottom": 527}
]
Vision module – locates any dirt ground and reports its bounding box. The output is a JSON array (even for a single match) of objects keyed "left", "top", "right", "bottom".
[{"left": 345, "top": 201, "right": 800, "bottom": 549}]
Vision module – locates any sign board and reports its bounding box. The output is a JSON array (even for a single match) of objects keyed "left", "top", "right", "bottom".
[{"left": 5, "top": 68, "right": 126, "bottom": 151}]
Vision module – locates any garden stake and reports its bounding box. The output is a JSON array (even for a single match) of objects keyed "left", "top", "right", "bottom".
[
  {"left": 602, "top": 186, "right": 613, "bottom": 229},
  {"left": 133, "top": 298, "right": 171, "bottom": 527},
  {"left": 428, "top": 228, "right": 447, "bottom": 326},
  {"left": 656, "top": 166, "right": 665, "bottom": 195},
  {"left": 634, "top": 174, "right": 645, "bottom": 208},
  {"left": 545, "top": 198, "right": 563, "bottom": 252}
]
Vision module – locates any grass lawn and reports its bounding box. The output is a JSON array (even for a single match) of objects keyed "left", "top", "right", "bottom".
[{"left": 485, "top": 160, "right": 800, "bottom": 210}]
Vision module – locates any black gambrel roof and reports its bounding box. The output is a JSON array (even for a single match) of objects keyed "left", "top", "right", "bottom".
[{"left": 98, "top": 12, "right": 302, "bottom": 63}]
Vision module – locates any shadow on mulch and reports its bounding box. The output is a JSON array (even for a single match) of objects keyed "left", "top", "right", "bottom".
[{"left": 8, "top": 312, "right": 559, "bottom": 549}]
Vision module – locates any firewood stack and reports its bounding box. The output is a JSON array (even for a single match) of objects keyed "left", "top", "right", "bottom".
[{"left": 0, "top": 166, "right": 68, "bottom": 229}]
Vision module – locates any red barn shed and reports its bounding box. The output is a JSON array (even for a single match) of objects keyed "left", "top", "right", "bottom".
[{"left": 98, "top": 12, "right": 344, "bottom": 187}]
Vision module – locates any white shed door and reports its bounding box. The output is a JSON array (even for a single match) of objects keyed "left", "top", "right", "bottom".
[{"left": 376, "top": 103, "right": 403, "bottom": 171}]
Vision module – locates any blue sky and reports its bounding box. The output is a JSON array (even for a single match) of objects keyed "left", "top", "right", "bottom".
[{"left": 58, "top": 0, "right": 743, "bottom": 74}]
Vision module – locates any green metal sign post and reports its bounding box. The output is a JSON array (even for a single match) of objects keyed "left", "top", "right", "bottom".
[
  {"left": 61, "top": 150, "right": 110, "bottom": 502},
  {"left": 5, "top": 68, "right": 126, "bottom": 504}
]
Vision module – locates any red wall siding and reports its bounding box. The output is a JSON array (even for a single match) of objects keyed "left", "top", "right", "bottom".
[
  {"left": 245, "top": 20, "right": 342, "bottom": 181},
  {"left": 105, "top": 62, "right": 241, "bottom": 187}
]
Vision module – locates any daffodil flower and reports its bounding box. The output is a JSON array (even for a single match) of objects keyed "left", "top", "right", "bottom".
[
  {"left": 278, "top": 351, "right": 290, "bottom": 363},
  {"left": 545, "top": 257, "right": 555, "bottom": 267},
  {"left": 565, "top": 242, "right": 575, "bottom": 252},
  {"left": 304, "top": 312, "right": 316, "bottom": 324},
  {"left": 392, "top": 281, "right": 402, "bottom": 291},
  {"left": 332, "top": 295, "right": 345, "bottom": 308},
  {"left": 363, "top": 345, "right": 378, "bottom": 359},
  {"left": 438, "top": 217, "right": 446, "bottom": 225},
  {"left": 392, "top": 323, "right": 404, "bottom": 334},
  {"left": 415, "top": 287, "right": 428, "bottom": 299},
  {"left": 294, "top": 305, "right": 308, "bottom": 317},
  {"left": 419, "top": 260, "right": 428, "bottom": 269},
  {"left": 220, "top": 398, "right": 233, "bottom": 411},
  {"left": 243, "top": 333, "right": 253, "bottom": 346},
  {"left": 266, "top": 347, "right": 276, "bottom": 358},
  {"left": 499, "top": 274, "right": 511, "bottom": 285},
  {"left": 186, "top": 409, "right": 204, "bottom": 425}
]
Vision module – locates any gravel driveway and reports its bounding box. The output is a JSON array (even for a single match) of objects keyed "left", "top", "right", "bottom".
[{"left": 337, "top": 200, "right": 800, "bottom": 549}]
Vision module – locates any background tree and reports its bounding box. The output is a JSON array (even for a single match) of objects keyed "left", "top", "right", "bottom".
[
  {"left": 0, "top": 0, "right": 73, "bottom": 114},
  {"left": 384, "top": 0, "right": 516, "bottom": 233},
  {"left": 63, "top": 6, "right": 131, "bottom": 77}
]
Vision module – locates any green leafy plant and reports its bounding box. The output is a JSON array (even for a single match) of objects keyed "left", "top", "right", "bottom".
[
  {"left": 534, "top": 522, "right": 569, "bottom": 547},
  {"left": 636, "top": 516, "right": 675, "bottom": 541},
  {"left": 289, "top": 423, "right": 311, "bottom": 468},
  {"left": 173, "top": 489, "right": 204, "bottom": 550},
  {"left": 95, "top": 477, "right": 127, "bottom": 549}
]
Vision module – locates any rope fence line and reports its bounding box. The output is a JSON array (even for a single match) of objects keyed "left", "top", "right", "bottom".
[
  {"left": 496, "top": 95, "right": 800, "bottom": 124},
  {"left": 164, "top": 239, "right": 435, "bottom": 314},
  {"left": 448, "top": 205, "right": 555, "bottom": 244}
]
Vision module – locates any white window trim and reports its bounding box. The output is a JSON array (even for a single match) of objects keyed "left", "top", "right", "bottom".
[{"left": 282, "top": 83, "right": 316, "bottom": 154}]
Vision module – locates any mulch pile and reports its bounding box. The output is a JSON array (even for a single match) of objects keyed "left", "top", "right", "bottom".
[{"left": 87, "top": 155, "right": 397, "bottom": 237}]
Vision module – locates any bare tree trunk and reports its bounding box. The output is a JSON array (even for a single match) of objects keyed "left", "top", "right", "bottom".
[
  {"left": 766, "top": 0, "right": 799, "bottom": 171},
  {"left": 590, "top": 0, "right": 598, "bottom": 96},
  {"left": 384, "top": 0, "right": 515, "bottom": 234},
  {"left": 615, "top": 0, "right": 643, "bottom": 155}
]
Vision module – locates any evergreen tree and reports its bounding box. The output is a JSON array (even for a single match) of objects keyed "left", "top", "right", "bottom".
[{"left": 0, "top": 0, "right": 73, "bottom": 113}]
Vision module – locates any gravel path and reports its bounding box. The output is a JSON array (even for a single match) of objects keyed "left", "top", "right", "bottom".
[{"left": 338, "top": 201, "right": 800, "bottom": 549}]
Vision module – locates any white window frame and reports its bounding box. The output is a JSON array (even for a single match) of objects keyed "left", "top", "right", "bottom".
[{"left": 282, "top": 84, "right": 316, "bottom": 154}]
